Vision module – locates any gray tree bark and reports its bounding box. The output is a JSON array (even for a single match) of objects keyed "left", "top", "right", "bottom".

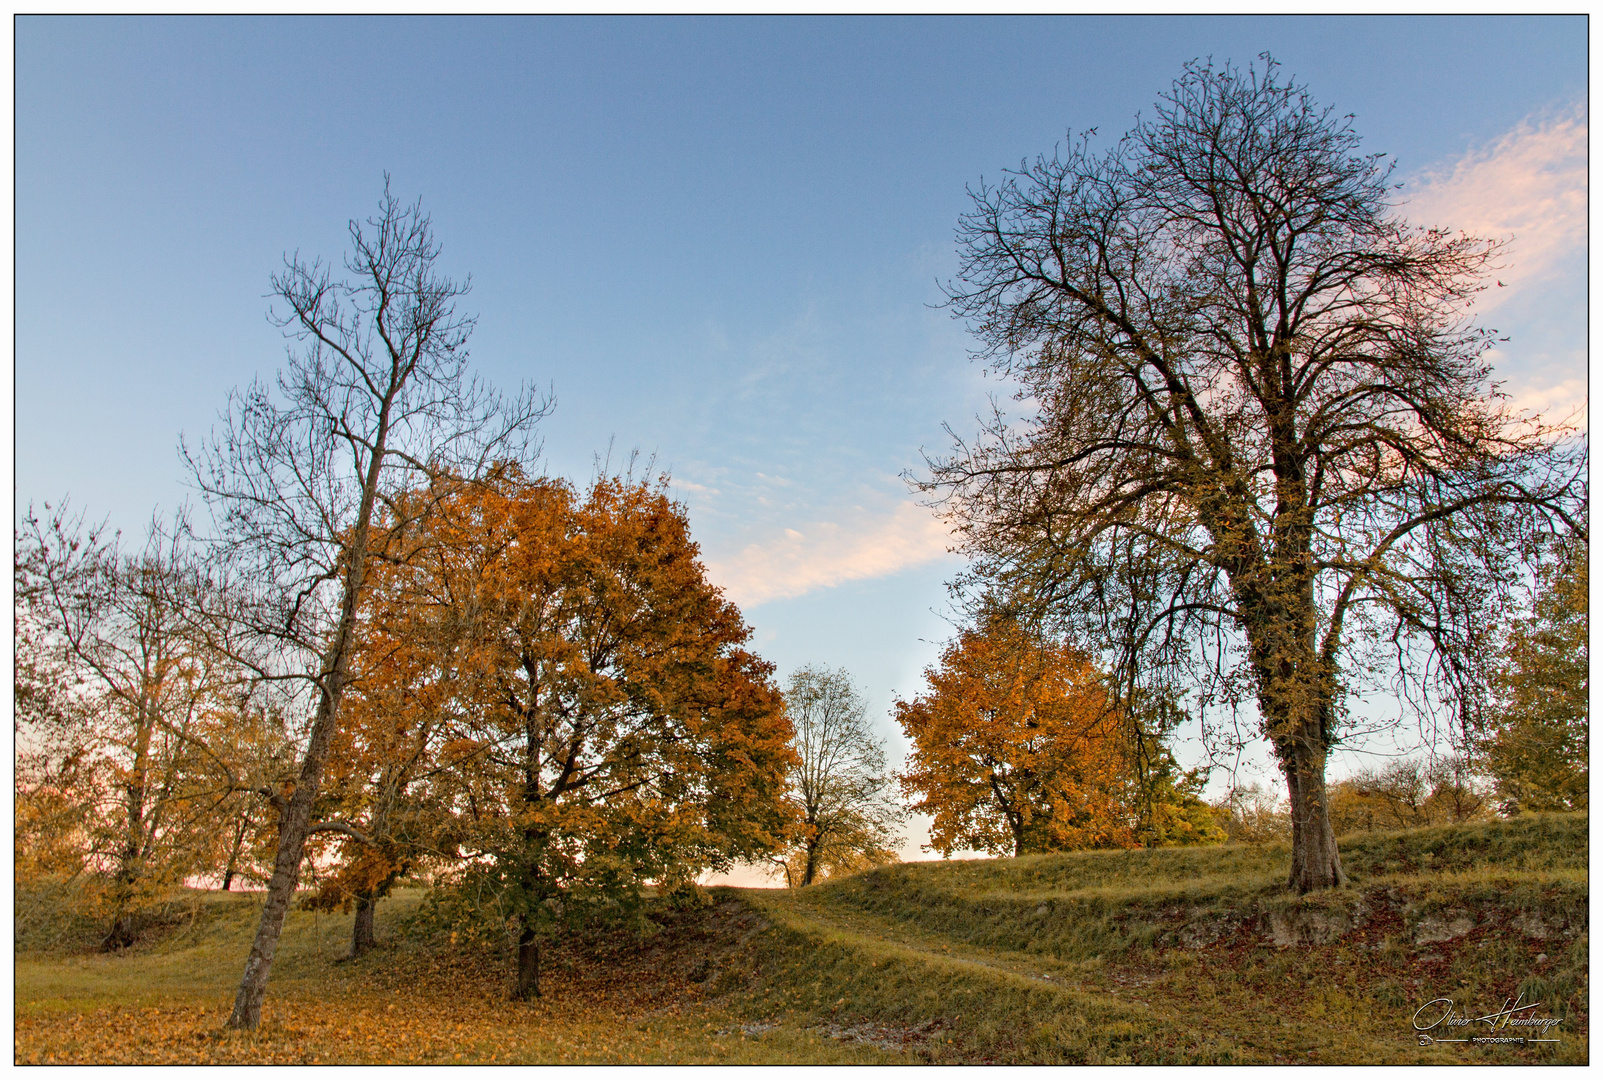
[{"left": 350, "top": 893, "right": 377, "bottom": 958}]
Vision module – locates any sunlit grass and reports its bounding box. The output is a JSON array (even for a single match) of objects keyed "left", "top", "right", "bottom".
[
  {"left": 15, "top": 813, "right": 1586, "bottom": 1064},
  {"left": 714, "top": 813, "right": 1587, "bottom": 1064}
]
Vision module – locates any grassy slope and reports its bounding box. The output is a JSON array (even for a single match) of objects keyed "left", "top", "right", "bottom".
[
  {"left": 14, "top": 813, "right": 1587, "bottom": 1064},
  {"left": 714, "top": 813, "right": 1588, "bottom": 1064},
  {"left": 14, "top": 887, "right": 900, "bottom": 1064}
]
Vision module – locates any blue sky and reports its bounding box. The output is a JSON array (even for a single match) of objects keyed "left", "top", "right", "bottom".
[{"left": 16, "top": 16, "right": 1588, "bottom": 870}]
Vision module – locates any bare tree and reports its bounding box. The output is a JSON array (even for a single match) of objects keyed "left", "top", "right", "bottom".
[
  {"left": 776, "top": 666, "right": 904, "bottom": 887},
  {"left": 927, "top": 58, "right": 1583, "bottom": 892},
  {"left": 184, "top": 180, "right": 548, "bottom": 1030}
]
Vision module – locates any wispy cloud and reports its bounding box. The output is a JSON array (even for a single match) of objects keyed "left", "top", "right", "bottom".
[
  {"left": 1483, "top": 350, "right": 1588, "bottom": 430},
  {"left": 1400, "top": 103, "right": 1586, "bottom": 312},
  {"left": 1401, "top": 104, "right": 1588, "bottom": 431},
  {"left": 705, "top": 501, "right": 957, "bottom": 608}
]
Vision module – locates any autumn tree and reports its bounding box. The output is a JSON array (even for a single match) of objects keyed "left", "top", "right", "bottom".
[
  {"left": 15, "top": 506, "right": 263, "bottom": 947},
  {"left": 895, "top": 616, "right": 1216, "bottom": 857},
  {"left": 379, "top": 468, "right": 796, "bottom": 998},
  {"left": 301, "top": 506, "right": 485, "bottom": 959},
  {"left": 185, "top": 182, "right": 547, "bottom": 1029},
  {"left": 1477, "top": 534, "right": 1587, "bottom": 812},
  {"left": 771, "top": 666, "right": 903, "bottom": 887},
  {"left": 927, "top": 57, "right": 1584, "bottom": 892}
]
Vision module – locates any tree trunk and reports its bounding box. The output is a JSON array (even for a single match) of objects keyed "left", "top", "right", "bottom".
[
  {"left": 989, "top": 776, "right": 1024, "bottom": 857},
  {"left": 1240, "top": 549, "right": 1347, "bottom": 893},
  {"left": 1282, "top": 740, "right": 1346, "bottom": 890},
  {"left": 222, "top": 809, "right": 250, "bottom": 891},
  {"left": 226, "top": 385, "right": 390, "bottom": 1030},
  {"left": 102, "top": 860, "right": 141, "bottom": 951},
  {"left": 227, "top": 663, "right": 353, "bottom": 1029},
  {"left": 102, "top": 909, "right": 138, "bottom": 951},
  {"left": 800, "top": 837, "right": 820, "bottom": 886},
  {"left": 350, "top": 893, "right": 377, "bottom": 958},
  {"left": 227, "top": 779, "right": 320, "bottom": 1028},
  {"left": 514, "top": 918, "right": 542, "bottom": 999}
]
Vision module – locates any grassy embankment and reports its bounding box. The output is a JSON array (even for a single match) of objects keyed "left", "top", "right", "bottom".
[
  {"left": 15, "top": 813, "right": 1587, "bottom": 1064},
  {"left": 715, "top": 812, "right": 1588, "bottom": 1064}
]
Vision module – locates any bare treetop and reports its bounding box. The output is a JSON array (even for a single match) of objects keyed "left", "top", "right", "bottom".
[{"left": 185, "top": 179, "right": 549, "bottom": 650}]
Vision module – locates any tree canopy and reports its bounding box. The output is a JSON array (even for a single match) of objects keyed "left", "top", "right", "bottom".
[
  {"left": 1477, "top": 535, "right": 1587, "bottom": 812},
  {"left": 350, "top": 467, "right": 798, "bottom": 997},
  {"left": 895, "top": 616, "right": 1219, "bottom": 857}
]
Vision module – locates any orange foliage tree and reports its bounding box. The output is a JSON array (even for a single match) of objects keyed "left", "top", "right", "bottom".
[
  {"left": 896, "top": 617, "right": 1220, "bottom": 856},
  {"left": 299, "top": 539, "right": 470, "bottom": 959},
  {"left": 337, "top": 467, "right": 797, "bottom": 998}
]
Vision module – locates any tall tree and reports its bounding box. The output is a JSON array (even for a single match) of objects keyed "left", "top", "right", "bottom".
[
  {"left": 928, "top": 58, "right": 1583, "bottom": 892},
  {"left": 1478, "top": 535, "right": 1587, "bottom": 812},
  {"left": 382, "top": 468, "right": 796, "bottom": 999},
  {"left": 186, "top": 182, "right": 546, "bottom": 1029},
  {"left": 775, "top": 666, "right": 903, "bottom": 887}
]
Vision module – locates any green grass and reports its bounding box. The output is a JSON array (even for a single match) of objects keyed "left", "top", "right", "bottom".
[
  {"left": 709, "top": 813, "right": 1588, "bottom": 1064},
  {"left": 15, "top": 813, "right": 1588, "bottom": 1064}
]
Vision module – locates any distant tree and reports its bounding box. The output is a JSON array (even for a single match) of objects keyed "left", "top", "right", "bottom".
[
  {"left": 377, "top": 468, "right": 797, "bottom": 999},
  {"left": 1208, "top": 783, "right": 1290, "bottom": 844},
  {"left": 185, "top": 182, "right": 547, "bottom": 1030},
  {"left": 15, "top": 507, "right": 261, "bottom": 948},
  {"left": 775, "top": 666, "right": 904, "bottom": 887},
  {"left": 927, "top": 57, "right": 1584, "bottom": 892},
  {"left": 1477, "top": 536, "right": 1587, "bottom": 812},
  {"left": 1134, "top": 748, "right": 1227, "bottom": 848},
  {"left": 895, "top": 617, "right": 1219, "bottom": 857},
  {"left": 1326, "top": 756, "right": 1490, "bottom": 835}
]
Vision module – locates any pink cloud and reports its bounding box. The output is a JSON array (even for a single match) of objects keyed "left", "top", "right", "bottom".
[
  {"left": 1400, "top": 103, "right": 1586, "bottom": 313},
  {"left": 705, "top": 501, "right": 957, "bottom": 608}
]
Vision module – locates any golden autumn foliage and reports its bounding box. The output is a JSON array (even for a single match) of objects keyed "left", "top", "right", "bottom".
[
  {"left": 896, "top": 618, "right": 1221, "bottom": 857},
  {"left": 298, "top": 520, "right": 475, "bottom": 953},
  {"left": 315, "top": 467, "right": 799, "bottom": 995},
  {"left": 895, "top": 619, "right": 1143, "bottom": 856}
]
